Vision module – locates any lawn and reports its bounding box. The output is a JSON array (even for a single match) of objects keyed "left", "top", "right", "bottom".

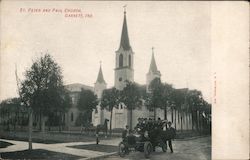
[
  {"left": 1, "top": 137, "right": 63, "bottom": 144},
  {"left": 0, "top": 149, "right": 84, "bottom": 160},
  {"left": 0, "top": 131, "right": 113, "bottom": 144},
  {"left": 0, "top": 141, "right": 13, "bottom": 148},
  {"left": 68, "top": 144, "right": 118, "bottom": 153}
]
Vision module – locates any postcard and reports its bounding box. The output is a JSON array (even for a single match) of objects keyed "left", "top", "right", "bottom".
[{"left": 0, "top": 1, "right": 249, "bottom": 160}]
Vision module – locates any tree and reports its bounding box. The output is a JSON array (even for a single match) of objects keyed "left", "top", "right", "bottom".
[
  {"left": 120, "top": 81, "right": 142, "bottom": 129},
  {"left": 59, "top": 91, "right": 71, "bottom": 130},
  {"left": 0, "top": 98, "right": 25, "bottom": 131},
  {"left": 77, "top": 89, "right": 98, "bottom": 125},
  {"left": 46, "top": 90, "right": 71, "bottom": 131},
  {"left": 100, "top": 87, "right": 120, "bottom": 135},
  {"left": 171, "top": 89, "right": 186, "bottom": 129},
  {"left": 186, "top": 90, "right": 203, "bottom": 131},
  {"left": 162, "top": 83, "right": 174, "bottom": 120},
  {"left": 19, "top": 53, "right": 67, "bottom": 149},
  {"left": 145, "top": 78, "right": 164, "bottom": 120}
]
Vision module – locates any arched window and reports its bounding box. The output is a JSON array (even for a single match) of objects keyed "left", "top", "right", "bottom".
[
  {"left": 129, "top": 55, "right": 132, "bottom": 67},
  {"left": 119, "top": 54, "right": 123, "bottom": 67},
  {"left": 71, "top": 112, "right": 74, "bottom": 122},
  {"left": 71, "top": 96, "right": 75, "bottom": 105}
]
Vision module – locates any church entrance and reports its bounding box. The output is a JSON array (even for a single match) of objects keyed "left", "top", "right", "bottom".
[{"left": 115, "top": 113, "right": 124, "bottom": 129}]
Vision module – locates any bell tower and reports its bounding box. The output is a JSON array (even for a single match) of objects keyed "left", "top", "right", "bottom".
[
  {"left": 94, "top": 62, "right": 107, "bottom": 98},
  {"left": 114, "top": 7, "right": 134, "bottom": 90},
  {"left": 146, "top": 47, "right": 161, "bottom": 92}
]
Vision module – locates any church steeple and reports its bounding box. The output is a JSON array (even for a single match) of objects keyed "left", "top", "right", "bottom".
[
  {"left": 94, "top": 62, "right": 107, "bottom": 99},
  {"left": 96, "top": 62, "right": 106, "bottom": 84},
  {"left": 146, "top": 47, "right": 161, "bottom": 92},
  {"left": 148, "top": 47, "right": 160, "bottom": 74},
  {"left": 115, "top": 6, "right": 134, "bottom": 90},
  {"left": 119, "top": 6, "right": 131, "bottom": 51}
]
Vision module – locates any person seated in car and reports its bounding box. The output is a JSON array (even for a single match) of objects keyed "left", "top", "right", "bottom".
[
  {"left": 122, "top": 125, "right": 130, "bottom": 141},
  {"left": 134, "top": 118, "right": 143, "bottom": 129},
  {"left": 157, "top": 117, "right": 164, "bottom": 130},
  {"left": 147, "top": 118, "right": 154, "bottom": 131}
]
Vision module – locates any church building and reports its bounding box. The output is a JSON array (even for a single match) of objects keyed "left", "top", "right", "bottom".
[{"left": 65, "top": 9, "right": 193, "bottom": 131}]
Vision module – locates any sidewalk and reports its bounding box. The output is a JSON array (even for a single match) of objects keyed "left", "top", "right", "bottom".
[
  {"left": 0, "top": 135, "right": 210, "bottom": 159},
  {"left": 0, "top": 138, "right": 121, "bottom": 160}
]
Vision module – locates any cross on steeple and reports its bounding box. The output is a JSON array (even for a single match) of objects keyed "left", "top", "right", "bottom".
[
  {"left": 123, "top": 5, "right": 127, "bottom": 14},
  {"left": 99, "top": 60, "right": 102, "bottom": 66},
  {"left": 119, "top": 5, "right": 131, "bottom": 51},
  {"left": 152, "top": 47, "right": 154, "bottom": 54}
]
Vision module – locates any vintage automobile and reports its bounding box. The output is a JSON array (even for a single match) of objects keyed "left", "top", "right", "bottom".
[{"left": 118, "top": 126, "right": 168, "bottom": 158}]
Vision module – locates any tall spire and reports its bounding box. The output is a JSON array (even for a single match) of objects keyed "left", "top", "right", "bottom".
[
  {"left": 96, "top": 62, "right": 106, "bottom": 84},
  {"left": 148, "top": 47, "right": 159, "bottom": 74},
  {"left": 119, "top": 5, "right": 131, "bottom": 51}
]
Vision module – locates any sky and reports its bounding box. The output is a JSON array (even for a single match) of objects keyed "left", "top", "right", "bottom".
[{"left": 1, "top": 1, "right": 211, "bottom": 102}]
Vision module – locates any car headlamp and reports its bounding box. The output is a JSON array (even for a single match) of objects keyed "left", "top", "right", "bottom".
[{"left": 144, "top": 131, "right": 149, "bottom": 138}]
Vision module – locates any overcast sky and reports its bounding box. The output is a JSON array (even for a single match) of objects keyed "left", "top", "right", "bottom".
[{"left": 1, "top": 1, "right": 211, "bottom": 102}]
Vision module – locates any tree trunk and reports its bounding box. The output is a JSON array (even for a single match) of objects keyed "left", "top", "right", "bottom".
[
  {"left": 41, "top": 114, "right": 46, "bottom": 140},
  {"left": 28, "top": 108, "right": 33, "bottom": 150},
  {"left": 14, "top": 112, "right": 17, "bottom": 131},
  {"left": 191, "top": 111, "right": 194, "bottom": 131},
  {"left": 59, "top": 112, "right": 62, "bottom": 132},
  {"left": 200, "top": 112, "right": 203, "bottom": 134},
  {"left": 186, "top": 112, "right": 188, "bottom": 130},
  {"left": 191, "top": 113, "right": 193, "bottom": 131},
  {"left": 171, "top": 108, "right": 173, "bottom": 122},
  {"left": 180, "top": 111, "right": 183, "bottom": 132},
  {"left": 174, "top": 109, "right": 177, "bottom": 129},
  {"left": 197, "top": 110, "right": 199, "bottom": 132},
  {"left": 164, "top": 106, "right": 167, "bottom": 120},
  {"left": 130, "top": 109, "right": 133, "bottom": 130},
  {"left": 178, "top": 109, "right": 180, "bottom": 123},
  {"left": 39, "top": 112, "right": 42, "bottom": 131},
  {"left": 20, "top": 112, "right": 23, "bottom": 130},
  {"left": 109, "top": 109, "right": 113, "bottom": 136},
  {"left": 58, "top": 112, "right": 60, "bottom": 132},
  {"left": 7, "top": 112, "right": 10, "bottom": 131}
]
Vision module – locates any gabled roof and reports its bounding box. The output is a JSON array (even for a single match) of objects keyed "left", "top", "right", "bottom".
[
  {"left": 119, "top": 11, "right": 131, "bottom": 51},
  {"left": 65, "top": 83, "right": 93, "bottom": 92},
  {"left": 96, "top": 65, "right": 106, "bottom": 84}
]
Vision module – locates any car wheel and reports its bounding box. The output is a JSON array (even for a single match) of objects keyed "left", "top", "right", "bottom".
[
  {"left": 118, "top": 142, "right": 127, "bottom": 157},
  {"left": 161, "top": 141, "right": 167, "bottom": 152},
  {"left": 144, "top": 141, "right": 152, "bottom": 158}
]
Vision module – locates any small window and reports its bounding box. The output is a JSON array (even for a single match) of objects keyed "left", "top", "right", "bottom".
[
  {"left": 71, "top": 112, "right": 74, "bottom": 122},
  {"left": 119, "top": 54, "right": 123, "bottom": 67},
  {"left": 71, "top": 96, "right": 76, "bottom": 104},
  {"left": 129, "top": 55, "right": 132, "bottom": 67},
  {"left": 119, "top": 77, "right": 122, "bottom": 81},
  {"left": 120, "top": 104, "right": 123, "bottom": 109}
]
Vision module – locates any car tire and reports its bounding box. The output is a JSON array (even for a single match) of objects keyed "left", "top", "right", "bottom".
[
  {"left": 118, "top": 142, "right": 127, "bottom": 157},
  {"left": 144, "top": 141, "right": 152, "bottom": 158}
]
